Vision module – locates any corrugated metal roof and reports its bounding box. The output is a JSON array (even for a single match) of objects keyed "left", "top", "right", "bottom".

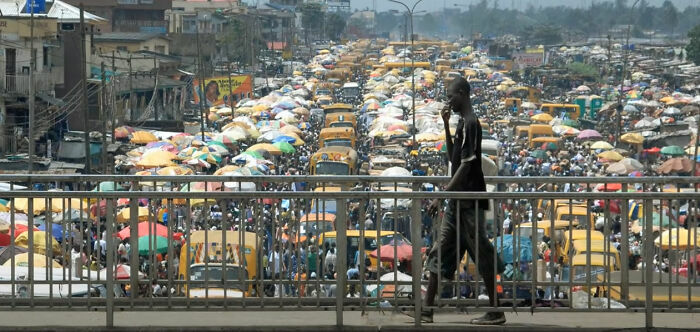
[
  {"left": 0, "top": 1, "right": 105, "bottom": 23},
  {"left": 94, "top": 32, "right": 169, "bottom": 43}
]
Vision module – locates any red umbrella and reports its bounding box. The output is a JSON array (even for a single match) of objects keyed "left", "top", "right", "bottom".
[
  {"left": 0, "top": 232, "right": 10, "bottom": 246},
  {"left": 13, "top": 224, "right": 39, "bottom": 236},
  {"left": 116, "top": 222, "right": 169, "bottom": 240},
  {"left": 90, "top": 200, "right": 108, "bottom": 217},
  {"left": 369, "top": 243, "right": 414, "bottom": 262},
  {"left": 596, "top": 183, "right": 622, "bottom": 192},
  {"left": 109, "top": 264, "right": 145, "bottom": 280},
  {"left": 644, "top": 147, "right": 661, "bottom": 154},
  {"left": 596, "top": 200, "right": 621, "bottom": 214}
]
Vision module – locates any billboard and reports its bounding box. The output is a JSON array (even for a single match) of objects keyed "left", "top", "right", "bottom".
[
  {"left": 513, "top": 53, "right": 544, "bottom": 69},
  {"left": 25, "top": 0, "right": 45, "bottom": 13},
  {"left": 193, "top": 75, "right": 252, "bottom": 107}
]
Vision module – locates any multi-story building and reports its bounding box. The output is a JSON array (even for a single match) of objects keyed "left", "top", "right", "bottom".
[{"left": 62, "top": 0, "right": 172, "bottom": 34}]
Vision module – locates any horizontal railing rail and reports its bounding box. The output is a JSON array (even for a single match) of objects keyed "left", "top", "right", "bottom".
[{"left": 0, "top": 175, "right": 696, "bottom": 329}]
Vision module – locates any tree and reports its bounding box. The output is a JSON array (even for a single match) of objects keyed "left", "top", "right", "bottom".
[
  {"left": 686, "top": 24, "right": 700, "bottom": 65},
  {"left": 661, "top": 0, "right": 678, "bottom": 36},
  {"left": 222, "top": 16, "right": 263, "bottom": 66},
  {"left": 301, "top": 3, "right": 325, "bottom": 44},
  {"left": 325, "top": 13, "right": 346, "bottom": 41}
]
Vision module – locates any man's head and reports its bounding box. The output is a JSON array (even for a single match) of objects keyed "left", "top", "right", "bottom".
[{"left": 446, "top": 76, "right": 471, "bottom": 113}]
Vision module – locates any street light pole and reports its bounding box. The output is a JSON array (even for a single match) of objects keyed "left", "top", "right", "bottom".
[
  {"left": 617, "top": 0, "right": 640, "bottom": 147},
  {"left": 389, "top": 0, "right": 424, "bottom": 151}
]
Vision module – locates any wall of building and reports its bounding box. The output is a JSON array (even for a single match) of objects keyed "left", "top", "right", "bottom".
[{"left": 95, "top": 38, "right": 170, "bottom": 55}]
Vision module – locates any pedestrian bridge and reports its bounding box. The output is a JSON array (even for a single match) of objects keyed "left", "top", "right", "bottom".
[{"left": 0, "top": 175, "right": 697, "bottom": 330}]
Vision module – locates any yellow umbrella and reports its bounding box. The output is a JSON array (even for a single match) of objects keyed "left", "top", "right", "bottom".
[
  {"left": 416, "top": 132, "right": 441, "bottom": 142},
  {"left": 116, "top": 206, "right": 151, "bottom": 223},
  {"left": 247, "top": 143, "right": 282, "bottom": 156},
  {"left": 11, "top": 198, "right": 76, "bottom": 215},
  {"left": 14, "top": 231, "right": 62, "bottom": 256},
  {"left": 280, "top": 125, "right": 302, "bottom": 136},
  {"left": 130, "top": 131, "right": 158, "bottom": 144},
  {"left": 136, "top": 150, "right": 177, "bottom": 168},
  {"left": 531, "top": 113, "right": 553, "bottom": 122},
  {"left": 157, "top": 166, "right": 194, "bottom": 176},
  {"left": 654, "top": 228, "right": 699, "bottom": 250},
  {"left": 590, "top": 141, "right": 614, "bottom": 150},
  {"left": 598, "top": 150, "right": 624, "bottom": 162},
  {"left": 253, "top": 104, "right": 269, "bottom": 112},
  {"left": 2, "top": 253, "right": 62, "bottom": 268},
  {"left": 620, "top": 132, "right": 644, "bottom": 145}
]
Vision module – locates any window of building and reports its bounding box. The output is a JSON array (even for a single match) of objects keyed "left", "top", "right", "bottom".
[
  {"left": 43, "top": 46, "right": 49, "bottom": 68},
  {"left": 155, "top": 45, "right": 165, "bottom": 54},
  {"left": 117, "top": 46, "right": 127, "bottom": 52},
  {"left": 143, "top": 46, "right": 149, "bottom": 51}
]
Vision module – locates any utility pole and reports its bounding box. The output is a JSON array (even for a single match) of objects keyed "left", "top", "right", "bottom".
[
  {"left": 153, "top": 56, "right": 159, "bottom": 121},
  {"left": 28, "top": 0, "right": 35, "bottom": 173},
  {"left": 195, "top": 22, "right": 206, "bottom": 139},
  {"left": 128, "top": 54, "right": 133, "bottom": 121},
  {"left": 110, "top": 50, "right": 116, "bottom": 144},
  {"left": 100, "top": 62, "right": 107, "bottom": 174},
  {"left": 81, "top": 4, "right": 90, "bottom": 173}
]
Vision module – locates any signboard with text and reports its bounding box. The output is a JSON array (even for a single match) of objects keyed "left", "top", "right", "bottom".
[
  {"left": 193, "top": 75, "right": 252, "bottom": 107},
  {"left": 25, "top": 0, "right": 46, "bottom": 13},
  {"left": 513, "top": 53, "right": 544, "bottom": 69}
]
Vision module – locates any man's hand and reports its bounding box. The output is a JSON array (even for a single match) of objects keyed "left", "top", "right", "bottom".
[
  {"left": 428, "top": 199, "right": 442, "bottom": 217},
  {"left": 441, "top": 105, "right": 451, "bottom": 125}
]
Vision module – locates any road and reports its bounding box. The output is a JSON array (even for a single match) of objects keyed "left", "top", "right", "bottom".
[{"left": 0, "top": 311, "right": 698, "bottom": 331}]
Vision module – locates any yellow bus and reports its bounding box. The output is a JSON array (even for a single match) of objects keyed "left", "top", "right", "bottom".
[
  {"left": 179, "top": 230, "right": 260, "bottom": 298},
  {"left": 383, "top": 62, "right": 431, "bottom": 69},
  {"left": 527, "top": 124, "right": 554, "bottom": 148},
  {"left": 322, "top": 103, "right": 354, "bottom": 114},
  {"left": 319, "top": 127, "right": 356, "bottom": 149},
  {"left": 540, "top": 104, "right": 581, "bottom": 120},
  {"left": 507, "top": 86, "right": 542, "bottom": 103},
  {"left": 309, "top": 146, "right": 359, "bottom": 175},
  {"left": 325, "top": 112, "right": 357, "bottom": 130}
]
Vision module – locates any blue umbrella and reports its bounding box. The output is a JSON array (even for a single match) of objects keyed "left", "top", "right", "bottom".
[
  {"left": 494, "top": 235, "right": 533, "bottom": 264},
  {"left": 272, "top": 135, "right": 296, "bottom": 144},
  {"left": 38, "top": 223, "right": 64, "bottom": 243}
]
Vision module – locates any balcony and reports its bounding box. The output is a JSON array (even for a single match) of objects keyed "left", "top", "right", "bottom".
[{"left": 0, "top": 72, "right": 56, "bottom": 95}]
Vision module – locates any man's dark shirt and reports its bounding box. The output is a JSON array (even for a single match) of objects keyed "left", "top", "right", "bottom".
[{"left": 450, "top": 111, "right": 488, "bottom": 210}]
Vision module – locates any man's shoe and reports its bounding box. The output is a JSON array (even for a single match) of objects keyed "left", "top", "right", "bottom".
[
  {"left": 470, "top": 311, "right": 506, "bottom": 325},
  {"left": 403, "top": 309, "right": 434, "bottom": 323}
]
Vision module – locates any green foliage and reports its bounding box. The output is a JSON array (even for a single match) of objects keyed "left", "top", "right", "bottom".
[
  {"left": 223, "top": 17, "right": 263, "bottom": 66},
  {"left": 521, "top": 24, "right": 562, "bottom": 45},
  {"left": 566, "top": 62, "right": 600, "bottom": 81},
  {"left": 686, "top": 24, "right": 700, "bottom": 65},
  {"left": 325, "top": 13, "right": 346, "bottom": 41},
  {"left": 301, "top": 2, "right": 325, "bottom": 43}
]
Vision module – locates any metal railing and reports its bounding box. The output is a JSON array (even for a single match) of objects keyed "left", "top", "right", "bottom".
[
  {"left": 0, "top": 175, "right": 697, "bottom": 329},
  {"left": 1, "top": 73, "right": 55, "bottom": 95}
]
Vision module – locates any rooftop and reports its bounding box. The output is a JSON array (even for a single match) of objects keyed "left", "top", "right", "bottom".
[
  {"left": 0, "top": 0, "right": 106, "bottom": 23},
  {"left": 94, "top": 32, "right": 170, "bottom": 43}
]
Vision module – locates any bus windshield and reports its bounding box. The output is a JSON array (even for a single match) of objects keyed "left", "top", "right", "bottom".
[
  {"left": 316, "top": 162, "right": 349, "bottom": 175},
  {"left": 324, "top": 139, "right": 352, "bottom": 147},
  {"left": 190, "top": 265, "right": 248, "bottom": 290},
  {"left": 330, "top": 122, "right": 353, "bottom": 128}
]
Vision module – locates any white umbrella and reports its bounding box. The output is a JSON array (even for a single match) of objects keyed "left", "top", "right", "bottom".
[
  {"left": 663, "top": 107, "right": 682, "bottom": 115},
  {"left": 576, "top": 85, "right": 591, "bottom": 93}
]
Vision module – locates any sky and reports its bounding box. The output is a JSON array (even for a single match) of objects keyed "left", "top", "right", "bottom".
[{"left": 351, "top": 0, "right": 698, "bottom": 12}]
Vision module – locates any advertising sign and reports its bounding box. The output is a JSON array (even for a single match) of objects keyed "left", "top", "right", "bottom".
[
  {"left": 193, "top": 75, "right": 252, "bottom": 107},
  {"left": 513, "top": 53, "right": 544, "bottom": 69},
  {"left": 25, "top": 0, "right": 45, "bottom": 13}
]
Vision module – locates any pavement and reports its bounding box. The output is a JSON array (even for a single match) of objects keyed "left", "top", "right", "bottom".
[{"left": 0, "top": 311, "right": 699, "bottom": 331}]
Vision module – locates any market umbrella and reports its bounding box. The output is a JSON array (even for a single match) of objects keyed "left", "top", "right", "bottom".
[
  {"left": 531, "top": 113, "right": 553, "bottom": 122},
  {"left": 576, "top": 85, "right": 591, "bottom": 93},
  {"left": 130, "top": 131, "right": 159, "bottom": 145},
  {"left": 663, "top": 107, "right": 682, "bottom": 116},
  {"left": 156, "top": 165, "right": 194, "bottom": 176},
  {"left": 598, "top": 150, "right": 624, "bottom": 162},
  {"left": 1, "top": 253, "right": 62, "bottom": 268},
  {"left": 577, "top": 129, "right": 602, "bottom": 140},
  {"left": 38, "top": 223, "right": 65, "bottom": 243},
  {"left": 117, "top": 222, "right": 169, "bottom": 240},
  {"left": 657, "top": 157, "right": 693, "bottom": 174},
  {"left": 114, "top": 126, "right": 135, "bottom": 140},
  {"left": 14, "top": 231, "right": 61, "bottom": 256},
  {"left": 247, "top": 143, "right": 282, "bottom": 156},
  {"left": 655, "top": 228, "right": 699, "bottom": 250},
  {"left": 591, "top": 141, "right": 614, "bottom": 150},
  {"left": 137, "top": 235, "right": 169, "bottom": 255},
  {"left": 595, "top": 183, "right": 622, "bottom": 192},
  {"left": 660, "top": 145, "right": 686, "bottom": 157},
  {"left": 369, "top": 243, "right": 414, "bottom": 262},
  {"left": 212, "top": 132, "right": 238, "bottom": 148},
  {"left": 272, "top": 135, "right": 297, "bottom": 144},
  {"left": 639, "top": 212, "right": 677, "bottom": 229},
  {"left": 621, "top": 132, "right": 644, "bottom": 144},
  {"left": 620, "top": 158, "right": 644, "bottom": 171},
  {"left": 606, "top": 162, "right": 629, "bottom": 175},
  {"left": 562, "top": 119, "right": 578, "bottom": 128},
  {"left": 136, "top": 150, "right": 177, "bottom": 168},
  {"left": 116, "top": 206, "right": 151, "bottom": 223},
  {"left": 541, "top": 142, "right": 558, "bottom": 151},
  {"left": 273, "top": 141, "right": 296, "bottom": 154},
  {"left": 205, "top": 142, "right": 230, "bottom": 155},
  {"left": 108, "top": 264, "right": 146, "bottom": 280}
]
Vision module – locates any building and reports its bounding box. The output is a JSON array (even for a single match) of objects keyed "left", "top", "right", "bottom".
[
  {"left": 168, "top": 0, "right": 239, "bottom": 34},
  {"left": 62, "top": 0, "right": 172, "bottom": 34},
  {"left": 94, "top": 32, "right": 171, "bottom": 54}
]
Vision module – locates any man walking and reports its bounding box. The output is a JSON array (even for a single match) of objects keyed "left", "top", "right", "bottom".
[{"left": 418, "top": 77, "right": 505, "bottom": 325}]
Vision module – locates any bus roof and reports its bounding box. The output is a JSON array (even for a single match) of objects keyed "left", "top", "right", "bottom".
[
  {"left": 300, "top": 213, "right": 336, "bottom": 223},
  {"left": 188, "top": 230, "right": 258, "bottom": 246},
  {"left": 571, "top": 253, "right": 616, "bottom": 267},
  {"left": 564, "top": 229, "right": 605, "bottom": 242}
]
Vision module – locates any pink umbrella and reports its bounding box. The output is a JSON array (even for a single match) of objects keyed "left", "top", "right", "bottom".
[{"left": 577, "top": 129, "right": 602, "bottom": 140}]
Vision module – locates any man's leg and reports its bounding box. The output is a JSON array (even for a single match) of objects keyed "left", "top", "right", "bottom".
[{"left": 461, "top": 207, "right": 506, "bottom": 325}]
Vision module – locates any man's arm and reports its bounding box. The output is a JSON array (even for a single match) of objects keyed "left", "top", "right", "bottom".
[
  {"left": 445, "top": 160, "right": 471, "bottom": 191},
  {"left": 442, "top": 108, "right": 453, "bottom": 168}
]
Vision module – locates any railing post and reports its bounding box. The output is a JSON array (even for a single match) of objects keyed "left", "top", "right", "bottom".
[
  {"left": 105, "top": 198, "right": 115, "bottom": 328},
  {"left": 335, "top": 197, "right": 347, "bottom": 327},
  {"left": 643, "top": 199, "right": 654, "bottom": 330},
  {"left": 410, "top": 185, "right": 422, "bottom": 327},
  {"left": 129, "top": 184, "right": 139, "bottom": 301}
]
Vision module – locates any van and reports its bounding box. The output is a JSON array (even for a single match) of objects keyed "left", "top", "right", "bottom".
[
  {"left": 570, "top": 239, "right": 621, "bottom": 271},
  {"left": 561, "top": 230, "right": 605, "bottom": 265},
  {"left": 555, "top": 205, "right": 594, "bottom": 229}
]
